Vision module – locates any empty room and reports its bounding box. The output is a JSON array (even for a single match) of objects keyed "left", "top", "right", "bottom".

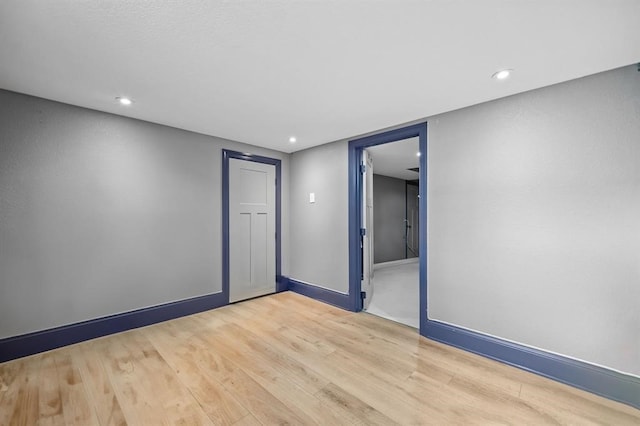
[{"left": 1, "top": 1, "right": 639, "bottom": 424}]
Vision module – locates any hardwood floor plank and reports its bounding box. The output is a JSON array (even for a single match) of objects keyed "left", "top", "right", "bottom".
[
  {"left": 37, "top": 354, "right": 65, "bottom": 426},
  {"left": 291, "top": 319, "right": 419, "bottom": 382},
  {"left": 267, "top": 292, "right": 351, "bottom": 319},
  {"left": 413, "top": 338, "right": 525, "bottom": 397},
  {"left": 97, "top": 331, "right": 213, "bottom": 425},
  {"left": 520, "top": 380, "right": 640, "bottom": 425},
  {"left": 325, "top": 349, "right": 459, "bottom": 423},
  {"left": 272, "top": 337, "right": 447, "bottom": 424},
  {"left": 0, "top": 358, "right": 28, "bottom": 425},
  {"left": 1, "top": 291, "right": 638, "bottom": 424},
  {"left": 314, "top": 382, "right": 398, "bottom": 426},
  {"left": 5, "top": 355, "right": 42, "bottom": 426},
  {"left": 146, "top": 321, "right": 251, "bottom": 425},
  {"left": 353, "top": 311, "right": 420, "bottom": 339},
  {"left": 231, "top": 413, "right": 262, "bottom": 426},
  {"left": 53, "top": 348, "right": 100, "bottom": 426},
  {"left": 150, "top": 317, "right": 310, "bottom": 425},
  {"left": 211, "top": 324, "right": 350, "bottom": 425},
  {"left": 219, "top": 367, "right": 309, "bottom": 425},
  {"left": 195, "top": 324, "right": 334, "bottom": 424},
  {"left": 407, "top": 359, "right": 454, "bottom": 386},
  {"left": 240, "top": 368, "right": 350, "bottom": 425},
  {"left": 73, "top": 342, "right": 127, "bottom": 426},
  {"left": 218, "top": 304, "right": 337, "bottom": 358},
  {"left": 445, "top": 374, "right": 562, "bottom": 424},
  {"left": 215, "top": 322, "right": 330, "bottom": 395}
]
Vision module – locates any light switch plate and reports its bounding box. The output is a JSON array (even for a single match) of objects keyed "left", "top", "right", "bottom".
[{"left": 309, "top": 192, "right": 315, "bottom": 203}]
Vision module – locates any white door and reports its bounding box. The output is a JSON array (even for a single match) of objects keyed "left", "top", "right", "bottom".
[
  {"left": 362, "top": 149, "right": 374, "bottom": 309},
  {"left": 229, "top": 158, "right": 276, "bottom": 303}
]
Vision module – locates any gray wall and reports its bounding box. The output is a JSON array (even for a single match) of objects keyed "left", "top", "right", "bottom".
[
  {"left": 0, "top": 89, "right": 289, "bottom": 339},
  {"left": 373, "top": 174, "right": 406, "bottom": 263},
  {"left": 288, "top": 65, "right": 640, "bottom": 377},
  {"left": 428, "top": 65, "right": 640, "bottom": 376},
  {"left": 289, "top": 141, "right": 349, "bottom": 293}
]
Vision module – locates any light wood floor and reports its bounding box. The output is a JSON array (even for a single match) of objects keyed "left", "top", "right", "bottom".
[{"left": 1, "top": 292, "right": 638, "bottom": 425}]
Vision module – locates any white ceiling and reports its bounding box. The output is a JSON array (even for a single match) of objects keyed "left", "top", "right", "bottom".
[
  {"left": 1, "top": 1, "right": 639, "bottom": 153},
  {"left": 367, "top": 137, "right": 420, "bottom": 181}
]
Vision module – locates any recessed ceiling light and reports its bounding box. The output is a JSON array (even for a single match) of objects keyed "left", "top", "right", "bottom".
[
  {"left": 492, "top": 69, "right": 512, "bottom": 80},
  {"left": 116, "top": 97, "right": 133, "bottom": 105},
  {"left": 289, "top": 136, "right": 297, "bottom": 143}
]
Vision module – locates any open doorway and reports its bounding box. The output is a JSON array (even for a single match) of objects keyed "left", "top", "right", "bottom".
[
  {"left": 348, "top": 123, "right": 427, "bottom": 333},
  {"left": 364, "top": 138, "right": 420, "bottom": 328}
]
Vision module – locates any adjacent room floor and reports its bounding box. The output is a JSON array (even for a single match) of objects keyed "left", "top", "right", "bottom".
[{"left": 366, "top": 258, "right": 420, "bottom": 328}]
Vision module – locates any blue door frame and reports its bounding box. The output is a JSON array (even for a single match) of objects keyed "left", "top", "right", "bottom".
[
  {"left": 222, "top": 150, "right": 284, "bottom": 303},
  {"left": 347, "top": 123, "right": 640, "bottom": 409},
  {"left": 348, "top": 123, "right": 428, "bottom": 333}
]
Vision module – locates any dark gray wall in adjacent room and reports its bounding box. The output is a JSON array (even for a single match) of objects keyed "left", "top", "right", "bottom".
[
  {"left": 372, "top": 174, "right": 406, "bottom": 263},
  {"left": 405, "top": 182, "right": 419, "bottom": 259},
  {"left": 0, "top": 89, "right": 290, "bottom": 339}
]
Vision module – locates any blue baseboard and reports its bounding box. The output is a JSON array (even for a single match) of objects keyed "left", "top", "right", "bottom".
[
  {"left": 276, "top": 275, "right": 288, "bottom": 293},
  {"left": 287, "top": 278, "right": 353, "bottom": 311},
  {"left": 424, "top": 319, "right": 640, "bottom": 409},
  {"left": 0, "top": 292, "right": 227, "bottom": 363}
]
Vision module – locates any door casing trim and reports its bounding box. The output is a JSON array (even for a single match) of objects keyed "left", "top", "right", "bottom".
[{"left": 347, "top": 123, "right": 428, "bottom": 332}]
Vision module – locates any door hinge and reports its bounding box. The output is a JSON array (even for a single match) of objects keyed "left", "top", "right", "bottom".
[
  {"left": 360, "top": 291, "right": 366, "bottom": 300},
  {"left": 360, "top": 163, "right": 366, "bottom": 174},
  {"left": 360, "top": 228, "right": 366, "bottom": 236}
]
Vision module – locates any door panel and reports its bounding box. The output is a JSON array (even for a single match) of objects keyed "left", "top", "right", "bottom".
[
  {"left": 231, "top": 212, "right": 252, "bottom": 286},
  {"left": 229, "top": 158, "right": 276, "bottom": 303},
  {"left": 362, "top": 149, "right": 374, "bottom": 309},
  {"left": 252, "top": 212, "right": 269, "bottom": 287},
  {"left": 238, "top": 168, "right": 268, "bottom": 204}
]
